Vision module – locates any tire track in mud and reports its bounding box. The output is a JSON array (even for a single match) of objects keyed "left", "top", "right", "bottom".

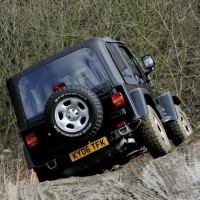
[{"left": 1, "top": 142, "right": 200, "bottom": 200}]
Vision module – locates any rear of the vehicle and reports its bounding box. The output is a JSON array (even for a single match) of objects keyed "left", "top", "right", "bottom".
[{"left": 7, "top": 38, "right": 140, "bottom": 181}]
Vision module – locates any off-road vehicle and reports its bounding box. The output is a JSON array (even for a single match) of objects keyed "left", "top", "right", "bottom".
[{"left": 7, "top": 37, "right": 193, "bottom": 182}]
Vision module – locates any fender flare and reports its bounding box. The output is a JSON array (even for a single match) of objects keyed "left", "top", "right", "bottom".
[
  {"left": 157, "top": 91, "right": 181, "bottom": 123},
  {"left": 129, "top": 88, "right": 150, "bottom": 117},
  {"left": 130, "top": 89, "right": 180, "bottom": 123}
]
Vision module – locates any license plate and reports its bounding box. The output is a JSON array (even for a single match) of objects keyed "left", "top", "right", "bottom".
[{"left": 69, "top": 137, "right": 109, "bottom": 162}]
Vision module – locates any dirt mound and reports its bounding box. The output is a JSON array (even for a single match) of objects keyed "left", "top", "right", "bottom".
[{"left": 1, "top": 134, "right": 200, "bottom": 200}]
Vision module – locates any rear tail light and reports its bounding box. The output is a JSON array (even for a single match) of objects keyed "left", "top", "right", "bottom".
[
  {"left": 53, "top": 82, "right": 65, "bottom": 91},
  {"left": 25, "top": 133, "right": 38, "bottom": 149},
  {"left": 116, "top": 121, "right": 126, "bottom": 129},
  {"left": 111, "top": 92, "right": 125, "bottom": 107}
]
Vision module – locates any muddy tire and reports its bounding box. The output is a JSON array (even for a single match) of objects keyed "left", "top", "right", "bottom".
[
  {"left": 45, "top": 85, "right": 103, "bottom": 140},
  {"left": 138, "top": 105, "right": 171, "bottom": 158},
  {"left": 165, "top": 106, "right": 193, "bottom": 146}
]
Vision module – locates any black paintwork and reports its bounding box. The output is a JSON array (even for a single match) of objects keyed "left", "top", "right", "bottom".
[{"left": 7, "top": 37, "right": 180, "bottom": 177}]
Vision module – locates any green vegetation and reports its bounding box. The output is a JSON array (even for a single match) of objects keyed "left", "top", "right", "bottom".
[{"left": 0, "top": 0, "right": 199, "bottom": 184}]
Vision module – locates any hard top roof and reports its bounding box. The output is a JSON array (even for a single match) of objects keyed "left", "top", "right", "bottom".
[{"left": 11, "top": 37, "right": 123, "bottom": 79}]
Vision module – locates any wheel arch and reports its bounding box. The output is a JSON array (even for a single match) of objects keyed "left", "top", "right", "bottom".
[
  {"left": 130, "top": 88, "right": 178, "bottom": 122},
  {"left": 144, "top": 93, "right": 161, "bottom": 118},
  {"left": 157, "top": 91, "right": 181, "bottom": 123},
  {"left": 130, "top": 88, "right": 160, "bottom": 118}
]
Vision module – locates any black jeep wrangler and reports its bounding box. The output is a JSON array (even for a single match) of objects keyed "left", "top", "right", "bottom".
[{"left": 7, "top": 37, "right": 193, "bottom": 182}]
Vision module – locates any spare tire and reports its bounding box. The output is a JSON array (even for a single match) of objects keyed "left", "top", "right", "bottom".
[{"left": 45, "top": 85, "right": 103, "bottom": 140}]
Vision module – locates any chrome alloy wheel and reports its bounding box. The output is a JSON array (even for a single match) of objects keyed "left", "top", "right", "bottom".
[
  {"left": 152, "top": 111, "right": 171, "bottom": 147},
  {"left": 54, "top": 97, "right": 89, "bottom": 133},
  {"left": 177, "top": 106, "right": 193, "bottom": 136}
]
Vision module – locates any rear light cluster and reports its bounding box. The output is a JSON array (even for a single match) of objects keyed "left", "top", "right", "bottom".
[
  {"left": 53, "top": 82, "right": 66, "bottom": 91},
  {"left": 25, "top": 133, "right": 38, "bottom": 149},
  {"left": 111, "top": 92, "right": 125, "bottom": 107},
  {"left": 111, "top": 92, "right": 126, "bottom": 129}
]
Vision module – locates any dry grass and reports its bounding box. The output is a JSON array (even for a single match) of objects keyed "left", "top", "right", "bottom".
[{"left": 0, "top": 143, "right": 37, "bottom": 186}]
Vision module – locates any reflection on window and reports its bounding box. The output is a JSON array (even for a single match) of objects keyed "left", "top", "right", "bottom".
[
  {"left": 119, "top": 47, "right": 140, "bottom": 76},
  {"left": 121, "top": 67, "right": 133, "bottom": 78},
  {"left": 19, "top": 48, "right": 108, "bottom": 119}
]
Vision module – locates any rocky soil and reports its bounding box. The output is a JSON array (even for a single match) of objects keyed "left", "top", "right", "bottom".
[{"left": 0, "top": 132, "right": 200, "bottom": 200}]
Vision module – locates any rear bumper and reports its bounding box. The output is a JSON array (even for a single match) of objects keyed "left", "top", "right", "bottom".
[
  {"left": 63, "top": 138, "right": 128, "bottom": 176},
  {"left": 34, "top": 122, "right": 140, "bottom": 177},
  {"left": 34, "top": 137, "right": 128, "bottom": 177}
]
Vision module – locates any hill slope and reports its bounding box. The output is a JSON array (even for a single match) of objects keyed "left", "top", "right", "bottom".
[{"left": 1, "top": 133, "right": 200, "bottom": 200}]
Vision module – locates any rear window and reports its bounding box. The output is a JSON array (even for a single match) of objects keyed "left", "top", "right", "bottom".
[{"left": 18, "top": 48, "right": 108, "bottom": 119}]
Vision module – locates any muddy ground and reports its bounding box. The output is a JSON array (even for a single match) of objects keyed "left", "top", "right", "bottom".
[{"left": 0, "top": 132, "right": 200, "bottom": 200}]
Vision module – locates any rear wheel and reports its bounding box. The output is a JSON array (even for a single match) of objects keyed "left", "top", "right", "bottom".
[
  {"left": 138, "top": 105, "right": 171, "bottom": 158},
  {"left": 165, "top": 106, "right": 193, "bottom": 146}
]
